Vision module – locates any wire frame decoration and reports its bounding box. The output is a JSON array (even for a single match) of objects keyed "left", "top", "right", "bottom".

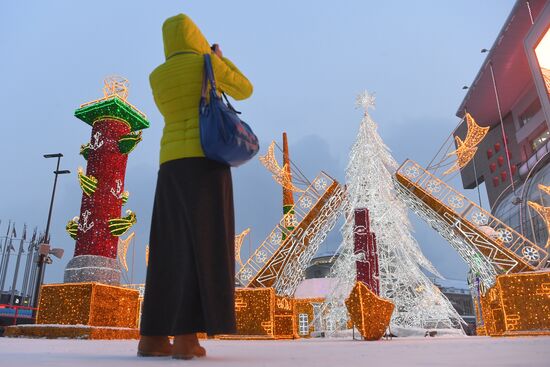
[
  {"left": 396, "top": 159, "right": 548, "bottom": 287},
  {"left": 235, "top": 228, "right": 251, "bottom": 268},
  {"left": 236, "top": 172, "right": 343, "bottom": 295},
  {"left": 260, "top": 141, "right": 305, "bottom": 193}
]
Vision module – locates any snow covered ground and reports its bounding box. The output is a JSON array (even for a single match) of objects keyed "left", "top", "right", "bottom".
[{"left": 1, "top": 335, "right": 549, "bottom": 366}]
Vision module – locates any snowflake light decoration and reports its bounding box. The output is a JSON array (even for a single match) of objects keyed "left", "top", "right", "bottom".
[
  {"left": 448, "top": 195, "right": 464, "bottom": 209},
  {"left": 300, "top": 196, "right": 313, "bottom": 209},
  {"left": 472, "top": 212, "right": 489, "bottom": 225},
  {"left": 355, "top": 90, "right": 376, "bottom": 112},
  {"left": 426, "top": 180, "right": 441, "bottom": 193},
  {"left": 255, "top": 251, "right": 267, "bottom": 263},
  {"left": 496, "top": 228, "right": 513, "bottom": 243},
  {"left": 314, "top": 178, "right": 327, "bottom": 191},
  {"left": 521, "top": 246, "right": 540, "bottom": 261}
]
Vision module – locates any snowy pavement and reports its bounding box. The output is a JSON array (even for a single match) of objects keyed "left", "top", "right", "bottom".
[{"left": 0, "top": 335, "right": 549, "bottom": 367}]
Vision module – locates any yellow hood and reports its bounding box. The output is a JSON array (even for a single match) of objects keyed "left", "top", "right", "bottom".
[{"left": 162, "top": 14, "right": 211, "bottom": 59}]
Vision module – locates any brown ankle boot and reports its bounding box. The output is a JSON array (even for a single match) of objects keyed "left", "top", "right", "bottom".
[
  {"left": 173, "top": 333, "right": 207, "bottom": 359},
  {"left": 137, "top": 335, "right": 172, "bottom": 357}
]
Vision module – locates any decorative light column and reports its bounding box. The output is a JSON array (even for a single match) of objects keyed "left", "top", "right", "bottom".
[
  {"left": 64, "top": 77, "right": 149, "bottom": 285},
  {"left": 353, "top": 208, "right": 379, "bottom": 294}
]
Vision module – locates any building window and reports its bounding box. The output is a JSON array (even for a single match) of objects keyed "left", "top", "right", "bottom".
[
  {"left": 298, "top": 313, "right": 309, "bottom": 335},
  {"left": 518, "top": 99, "right": 542, "bottom": 128},
  {"left": 531, "top": 129, "right": 550, "bottom": 151}
]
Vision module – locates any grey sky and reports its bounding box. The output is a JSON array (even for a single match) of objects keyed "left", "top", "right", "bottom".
[{"left": 0, "top": 1, "right": 513, "bottom": 286}]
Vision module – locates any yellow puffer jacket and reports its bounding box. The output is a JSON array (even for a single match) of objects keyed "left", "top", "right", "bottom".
[{"left": 150, "top": 14, "right": 253, "bottom": 164}]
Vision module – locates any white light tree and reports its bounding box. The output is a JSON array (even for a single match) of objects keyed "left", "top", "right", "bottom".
[{"left": 321, "top": 91, "right": 464, "bottom": 332}]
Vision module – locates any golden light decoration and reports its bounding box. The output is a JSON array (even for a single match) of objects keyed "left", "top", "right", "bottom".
[
  {"left": 103, "top": 75, "right": 129, "bottom": 101},
  {"left": 293, "top": 298, "right": 324, "bottom": 338},
  {"left": 117, "top": 232, "right": 135, "bottom": 272},
  {"left": 538, "top": 183, "right": 550, "bottom": 196},
  {"left": 108, "top": 209, "right": 137, "bottom": 237},
  {"left": 66, "top": 216, "right": 79, "bottom": 240},
  {"left": 227, "top": 288, "right": 295, "bottom": 339},
  {"left": 444, "top": 113, "right": 489, "bottom": 175},
  {"left": 77, "top": 167, "right": 98, "bottom": 196},
  {"left": 36, "top": 283, "right": 140, "bottom": 329},
  {"left": 480, "top": 271, "right": 550, "bottom": 336},
  {"left": 235, "top": 228, "right": 251, "bottom": 268},
  {"left": 145, "top": 244, "right": 150, "bottom": 267},
  {"left": 4, "top": 324, "right": 139, "bottom": 340},
  {"left": 527, "top": 201, "right": 550, "bottom": 248},
  {"left": 345, "top": 281, "right": 394, "bottom": 341},
  {"left": 259, "top": 141, "right": 305, "bottom": 193}
]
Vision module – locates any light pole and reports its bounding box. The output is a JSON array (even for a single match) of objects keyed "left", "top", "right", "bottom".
[{"left": 32, "top": 153, "right": 70, "bottom": 310}]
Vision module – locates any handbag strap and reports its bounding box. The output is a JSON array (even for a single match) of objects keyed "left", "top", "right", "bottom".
[
  {"left": 201, "top": 54, "right": 217, "bottom": 99},
  {"left": 200, "top": 54, "right": 241, "bottom": 114}
]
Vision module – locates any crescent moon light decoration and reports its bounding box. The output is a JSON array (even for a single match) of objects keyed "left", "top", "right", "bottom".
[
  {"left": 235, "top": 228, "right": 251, "bottom": 268},
  {"left": 117, "top": 231, "right": 135, "bottom": 272},
  {"left": 259, "top": 141, "right": 305, "bottom": 193},
  {"left": 444, "top": 113, "right": 489, "bottom": 175}
]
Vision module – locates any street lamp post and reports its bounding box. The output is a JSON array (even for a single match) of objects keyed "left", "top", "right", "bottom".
[{"left": 32, "top": 153, "right": 70, "bottom": 310}]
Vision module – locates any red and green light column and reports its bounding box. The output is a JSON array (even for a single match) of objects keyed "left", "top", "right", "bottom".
[{"left": 64, "top": 95, "right": 149, "bottom": 285}]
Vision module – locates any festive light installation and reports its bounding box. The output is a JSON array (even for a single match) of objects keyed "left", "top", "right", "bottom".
[
  {"left": 117, "top": 232, "right": 135, "bottom": 272},
  {"left": 64, "top": 76, "right": 149, "bottom": 285},
  {"left": 235, "top": 228, "right": 251, "bottom": 268},
  {"left": 395, "top": 159, "right": 548, "bottom": 289},
  {"left": 318, "top": 92, "right": 463, "bottom": 333},
  {"left": 260, "top": 141, "right": 305, "bottom": 193},
  {"left": 527, "top": 200, "right": 550, "bottom": 249},
  {"left": 345, "top": 281, "right": 394, "bottom": 341},
  {"left": 220, "top": 288, "right": 295, "bottom": 339},
  {"left": 444, "top": 113, "right": 489, "bottom": 175},
  {"left": 145, "top": 244, "right": 149, "bottom": 267},
  {"left": 282, "top": 133, "right": 296, "bottom": 233},
  {"left": 353, "top": 208, "right": 379, "bottom": 294},
  {"left": 3, "top": 282, "right": 141, "bottom": 339},
  {"left": 36, "top": 282, "right": 140, "bottom": 327},
  {"left": 538, "top": 183, "right": 550, "bottom": 196},
  {"left": 293, "top": 298, "right": 324, "bottom": 337},
  {"left": 236, "top": 171, "right": 346, "bottom": 297},
  {"left": 480, "top": 271, "right": 550, "bottom": 336}
]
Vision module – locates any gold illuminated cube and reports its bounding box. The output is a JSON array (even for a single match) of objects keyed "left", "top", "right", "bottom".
[
  {"left": 37, "top": 282, "right": 140, "bottom": 328},
  {"left": 294, "top": 298, "right": 324, "bottom": 337},
  {"left": 345, "top": 281, "right": 394, "bottom": 341},
  {"left": 481, "top": 271, "right": 550, "bottom": 336},
  {"left": 233, "top": 288, "right": 295, "bottom": 339}
]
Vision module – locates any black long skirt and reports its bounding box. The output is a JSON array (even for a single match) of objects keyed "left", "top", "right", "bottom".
[{"left": 140, "top": 157, "right": 236, "bottom": 336}]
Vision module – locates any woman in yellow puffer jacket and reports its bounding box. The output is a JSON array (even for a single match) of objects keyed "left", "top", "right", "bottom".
[{"left": 139, "top": 14, "right": 253, "bottom": 359}]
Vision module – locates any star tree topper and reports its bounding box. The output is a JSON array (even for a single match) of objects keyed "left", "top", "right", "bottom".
[{"left": 356, "top": 91, "right": 376, "bottom": 113}]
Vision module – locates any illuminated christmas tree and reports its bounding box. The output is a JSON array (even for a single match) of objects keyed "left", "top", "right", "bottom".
[{"left": 322, "top": 91, "right": 463, "bottom": 331}]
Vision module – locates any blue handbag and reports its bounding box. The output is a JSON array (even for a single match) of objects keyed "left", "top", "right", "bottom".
[{"left": 199, "top": 54, "right": 259, "bottom": 167}]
